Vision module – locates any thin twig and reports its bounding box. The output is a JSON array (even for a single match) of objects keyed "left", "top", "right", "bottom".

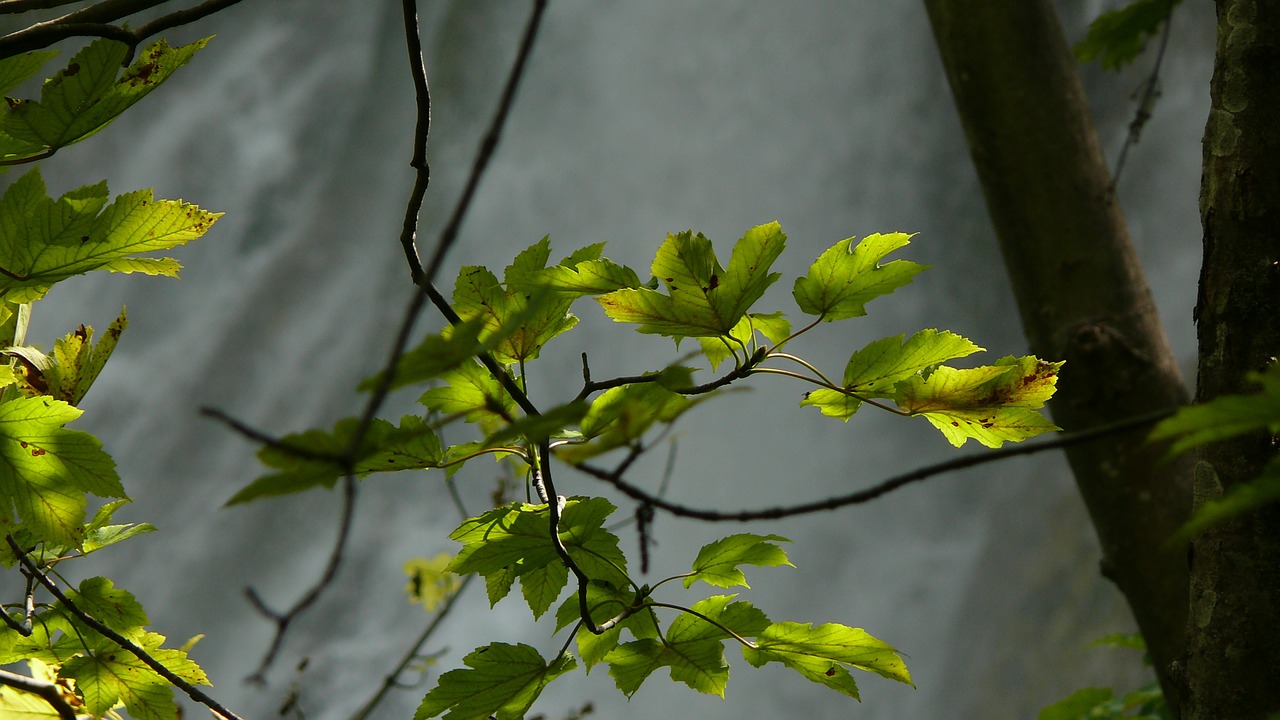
[
  {"left": 575, "top": 409, "right": 1177, "bottom": 522},
  {"left": 6, "top": 535, "right": 246, "bottom": 720},
  {"left": 0, "top": 668, "right": 77, "bottom": 720},
  {"left": 346, "top": 574, "right": 475, "bottom": 720},
  {"left": 0, "top": 0, "right": 252, "bottom": 59},
  {"left": 0, "top": 0, "right": 86, "bottom": 14},
  {"left": 1111, "top": 1, "right": 1175, "bottom": 186}
]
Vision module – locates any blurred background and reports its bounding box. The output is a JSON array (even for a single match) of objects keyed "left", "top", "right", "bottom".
[{"left": 14, "top": 1, "right": 1212, "bottom": 718}]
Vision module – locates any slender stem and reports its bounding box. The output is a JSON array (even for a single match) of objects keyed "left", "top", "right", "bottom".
[
  {"left": 646, "top": 601, "right": 757, "bottom": 649},
  {"left": 7, "top": 535, "right": 246, "bottom": 720},
  {"left": 0, "top": 668, "right": 76, "bottom": 720},
  {"left": 750, "top": 366, "right": 912, "bottom": 415},
  {"left": 575, "top": 409, "right": 1176, "bottom": 522}
]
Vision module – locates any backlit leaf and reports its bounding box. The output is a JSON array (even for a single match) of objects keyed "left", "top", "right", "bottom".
[
  {"left": 843, "top": 329, "right": 982, "bottom": 393},
  {"left": 742, "top": 621, "right": 912, "bottom": 700},
  {"left": 61, "top": 631, "right": 208, "bottom": 720},
  {"left": 685, "top": 533, "right": 793, "bottom": 589},
  {"left": 404, "top": 553, "right": 462, "bottom": 612},
  {"left": 793, "top": 233, "right": 926, "bottom": 320},
  {"left": 6, "top": 308, "right": 127, "bottom": 405},
  {"left": 556, "top": 382, "right": 695, "bottom": 462},
  {"left": 597, "top": 223, "right": 785, "bottom": 338},
  {"left": 699, "top": 311, "right": 791, "bottom": 371},
  {"left": 894, "top": 356, "right": 1062, "bottom": 447},
  {"left": 415, "top": 643, "right": 576, "bottom": 720},
  {"left": 420, "top": 362, "right": 517, "bottom": 435},
  {"left": 0, "top": 169, "right": 219, "bottom": 302},
  {"left": 0, "top": 39, "right": 207, "bottom": 163},
  {"left": 0, "top": 50, "right": 58, "bottom": 97},
  {"left": 1149, "top": 363, "right": 1280, "bottom": 456},
  {"left": 0, "top": 396, "right": 121, "bottom": 546}
]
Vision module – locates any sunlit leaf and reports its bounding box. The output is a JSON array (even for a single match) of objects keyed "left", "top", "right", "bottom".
[
  {"left": 0, "top": 396, "right": 122, "bottom": 546},
  {"left": 415, "top": 643, "right": 576, "bottom": 720},
  {"left": 597, "top": 223, "right": 785, "bottom": 338},
  {"left": 404, "top": 553, "right": 462, "bottom": 612},
  {"left": 420, "top": 362, "right": 517, "bottom": 435},
  {"left": 1150, "top": 363, "right": 1280, "bottom": 456},
  {"left": 61, "top": 631, "right": 208, "bottom": 720},
  {"left": 742, "top": 621, "right": 911, "bottom": 700},
  {"left": 67, "top": 577, "right": 148, "bottom": 638},
  {"left": 699, "top": 311, "right": 791, "bottom": 370},
  {"left": 555, "top": 383, "right": 697, "bottom": 463},
  {"left": 685, "top": 533, "right": 793, "bottom": 589},
  {"left": 6, "top": 308, "right": 127, "bottom": 405},
  {"left": 894, "top": 356, "right": 1062, "bottom": 447},
  {"left": 0, "top": 169, "right": 219, "bottom": 302},
  {"left": 0, "top": 39, "right": 207, "bottom": 163},
  {"left": 793, "top": 233, "right": 926, "bottom": 320},
  {"left": 0, "top": 50, "right": 58, "bottom": 97}
]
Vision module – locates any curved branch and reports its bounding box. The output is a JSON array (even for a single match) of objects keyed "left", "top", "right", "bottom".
[
  {"left": 576, "top": 410, "right": 1175, "bottom": 522},
  {"left": 0, "top": 0, "right": 251, "bottom": 60},
  {"left": 6, "top": 535, "right": 245, "bottom": 720},
  {"left": 0, "top": 668, "right": 76, "bottom": 720}
]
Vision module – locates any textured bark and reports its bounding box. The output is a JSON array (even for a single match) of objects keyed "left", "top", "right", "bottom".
[
  {"left": 1186, "top": 1, "right": 1280, "bottom": 717},
  {"left": 923, "top": 0, "right": 1192, "bottom": 709}
]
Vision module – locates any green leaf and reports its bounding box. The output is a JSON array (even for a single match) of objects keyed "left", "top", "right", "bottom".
[
  {"left": 482, "top": 401, "right": 589, "bottom": 449},
  {"left": 448, "top": 498, "right": 627, "bottom": 614},
  {"left": 555, "top": 383, "right": 695, "bottom": 463},
  {"left": 420, "top": 362, "right": 517, "bottom": 435},
  {"left": 415, "top": 643, "right": 576, "bottom": 720},
  {"left": 1149, "top": 363, "right": 1280, "bottom": 456},
  {"left": 1073, "top": 0, "right": 1181, "bottom": 70},
  {"left": 597, "top": 223, "right": 785, "bottom": 338},
  {"left": 799, "top": 388, "right": 864, "bottom": 421},
  {"left": 404, "top": 553, "right": 463, "bottom": 612},
  {"left": 685, "top": 533, "right": 793, "bottom": 589},
  {"left": 742, "top": 621, "right": 912, "bottom": 700},
  {"left": 843, "top": 329, "right": 983, "bottom": 393},
  {"left": 81, "top": 497, "right": 155, "bottom": 550},
  {"left": 67, "top": 577, "right": 149, "bottom": 637},
  {"left": 60, "top": 631, "right": 208, "bottom": 720},
  {"left": 226, "top": 415, "right": 443, "bottom": 504},
  {"left": 0, "top": 396, "right": 122, "bottom": 546},
  {"left": 507, "top": 242, "right": 642, "bottom": 298},
  {"left": 0, "top": 169, "right": 220, "bottom": 302},
  {"left": 894, "top": 356, "right": 1063, "bottom": 448},
  {"left": 451, "top": 240, "right": 579, "bottom": 363},
  {"left": 553, "top": 580, "right": 655, "bottom": 671},
  {"left": 0, "top": 39, "right": 207, "bottom": 163},
  {"left": 603, "top": 596, "right": 767, "bottom": 698},
  {"left": 0, "top": 50, "right": 58, "bottom": 97},
  {"left": 793, "top": 233, "right": 926, "bottom": 320},
  {"left": 6, "top": 308, "right": 127, "bottom": 405}
]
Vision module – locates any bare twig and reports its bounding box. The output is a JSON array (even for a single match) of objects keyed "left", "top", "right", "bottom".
[
  {"left": 242, "top": 473, "right": 358, "bottom": 684},
  {"left": 0, "top": 668, "right": 76, "bottom": 720},
  {"left": 575, "top": 409, "right": 1177, "bottom": 522},
  {"left": 1111, "top": 1, "right": 1175, "bottom": 186},
  {"left": 0, "top": 0, "right": 87, "bottom": 14},
  {"left": 0, "top": 0, "right": 252, "bottom": 60},
  {"left": 346, "top": 574, "right": 475, "bottom": 720},
  {"left": 6, "top": 535, "right": 246, "bottom": 720}
]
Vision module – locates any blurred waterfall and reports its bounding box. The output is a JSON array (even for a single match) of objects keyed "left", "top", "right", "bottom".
[{"left": 16, "top": 1, "right": 1213, "bottom": 718}]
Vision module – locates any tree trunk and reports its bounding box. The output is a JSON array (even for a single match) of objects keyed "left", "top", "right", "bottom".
[
  {"left": 922, "top": 0, "right": 1192, "bottom": 710},
  {"left": 1185, "top": 1, "right": 1280, "bottom": 717}
]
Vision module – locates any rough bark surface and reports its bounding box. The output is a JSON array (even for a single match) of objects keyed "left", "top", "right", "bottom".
[
  {"left": 923, "top": 0, "right": 1192, "bottom": 708},
  {"left": 1187, "top": 1, "right": 1280, "bottom": 717}
]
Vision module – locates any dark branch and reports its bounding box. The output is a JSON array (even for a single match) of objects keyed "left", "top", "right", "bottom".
[
  {"left": 1111, "top": 1, "right": 1175, "bottom": 186},
  {"left": 575, "top": 410, "right": 1177, "bottom": 521},
  {"left": 0, "top": 0, "right": 86, "bottom": 14},
  {"left": 7, "top": 535, "right": 246, "bottom": 720},
  {"left": 0, "top": 0, "right": 251, "bottom": 59},
  {"left": 0, "top": 668, "right": 76, "bottom": 720}
]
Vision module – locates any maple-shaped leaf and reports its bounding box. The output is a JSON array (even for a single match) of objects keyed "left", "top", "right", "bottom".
[
  {"left": 60, "top": 631, "right": 209, "bottom": 720},
  {"left": 6, "top": 308, "right": 127, "bottom": 405},
  {"left": 506, "top": 241, "right": 642, "bottom": 298},
  {"left": 448, "top": 498, "right": 627, "bottom": 615},
  {"left": 793, "top": 233, "right": 926, "bottom": 321},
  {"left": 0, "top": 396, "right": 122, "bottom": 546},
  {"left": 450, "top": 238, "right": 579, "bottom": 363},
  {"left": 604, "top": 596, "right": 769, "bottom": 698},
  {"left": 802, "top": 329, "right": 983, "bottom": 421},
  {"left": 419, "top": 362, "right": 518, "bottom": 436},
  {"left": 894, "top": 356, "right": 1063, "bottom": 447},
  {"left": 66, "top": 577, "right": 149, "bottom": 638},
  {"left": 415, "top": 643, "right": 576, "bottom": 720},
  {"left": 0, "top": 169, "right": 219, "bottom": 302},
  {"left": 1074, "top": 0, "right": 1183, "bottom": 70},
  {"left": 742, "top": 621, "right": 912, "bottom": 700},
  {"left": 226, "top": 415, "right": 443, "bottom": 505},
  {"left": 553, "top": 580, "right": 659, "bottom": 672},
  {"left": 685, "top": 533, "right": 793, "bottom": 589},
  {"left": 0, "top": 50, "right": 58, "bottom": 97},
  {"left": 0, "top": 38, "right": 207, "bottom": 163},
  {"left": 699, "top": 311, "right": 791, "bottom": 371},
  {"left": 597, "top": 223, "right": 785, "bottom": 338}
]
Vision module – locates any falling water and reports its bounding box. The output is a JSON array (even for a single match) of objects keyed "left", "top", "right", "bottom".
[{"left": 19, "top": 1, "right": 1212, "bottom": 718}]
